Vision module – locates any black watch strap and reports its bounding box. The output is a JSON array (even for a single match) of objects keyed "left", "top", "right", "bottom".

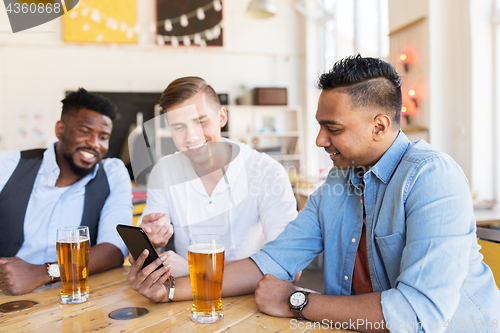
[{"left": 291, "top": 307, "right": 305, "bottom": 320}]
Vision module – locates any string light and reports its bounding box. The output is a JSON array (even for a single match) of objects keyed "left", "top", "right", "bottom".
[
  {"left": 180, "top": 15, "right": 189, "bottom": 27},
  {"left": 156, "top": 2, "right": 224, "bottom": 47},
  {"left": 157, "top": 0, "right": 222, "bottom": 29},
  {"left": 71, "top": 1, "right": 137, "bottom": 41},
  {"left": 164, "top": 19, "right": 173, "bottom": 32},
  {"left": 197, "top": 8, "right": 205, "bottom": 20},
  {"left": 90, "top": 9, "right": 101, "bottom": 23},
  {"left": 194, "top": 33, "right": 202, "bottom": 45},
  {"left": 106, "top": 18, "right": 118, "bottom": 31},
  {"left": 159, "top": 22, "right": 223, "bottom": 46},
  {"left": 213, "top": 0, "right": 222, "bottom": 12},
  {"left": 171, "top": 36, "right": 179, "bottom": 47}
]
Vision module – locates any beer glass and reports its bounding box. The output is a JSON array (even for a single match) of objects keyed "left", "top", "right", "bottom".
[
  {"left": 188, "top": 234, "right": 225, "bottom": 324},
  {"left": 56, "top": 226, "right": 90, "bottom": 304}
]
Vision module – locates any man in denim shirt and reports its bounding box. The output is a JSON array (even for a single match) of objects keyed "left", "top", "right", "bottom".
[{"left": 129, "top": 55, "right": 500, "bottom": 332}]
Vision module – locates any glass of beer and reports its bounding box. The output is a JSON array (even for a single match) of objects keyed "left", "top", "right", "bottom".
[
  {"left": 56, "top": 226, "right": 90, "bottom": 304},
  {"left": 188, "top": 234, "right": 225, "bottom": 324}
]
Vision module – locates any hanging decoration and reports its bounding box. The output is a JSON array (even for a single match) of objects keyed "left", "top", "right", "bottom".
[
  {"left": 156, "top": 0, "right": 223, "bottom": 47},
  {"left": 63, "top": 0, "right": 137, "bottom": 44}
]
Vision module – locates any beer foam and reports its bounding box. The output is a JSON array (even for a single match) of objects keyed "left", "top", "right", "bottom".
[
  {"left": 57, "top": 237, "right": 90, "bottom": 244},
  {"left": 188, "top": 243, "right": 225, "bottom": 254}
]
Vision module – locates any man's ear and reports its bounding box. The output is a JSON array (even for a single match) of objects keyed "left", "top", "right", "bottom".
[
  {"left": 55, "top": 120, "right": 65, "bottom": 140},
  {"left": 372, "top": 114, "right": 391, "bottom": 141},
  {"left": 219, "top": 107, "right": 228, "bottom": 128}
]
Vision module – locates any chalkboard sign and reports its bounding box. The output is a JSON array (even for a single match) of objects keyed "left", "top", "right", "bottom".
[{"left": 157, "top": 0, "right": 223, "bottom": 46}]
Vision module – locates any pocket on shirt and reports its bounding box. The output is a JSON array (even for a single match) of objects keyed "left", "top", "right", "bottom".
[{"left": 374, "top": 232, "right": 405, "bottom": 287}]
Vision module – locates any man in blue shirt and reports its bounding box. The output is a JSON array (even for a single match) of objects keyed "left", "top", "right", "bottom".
[
  {"left": 0, "top": 88, "right": 132, "bottom": 295},
  {"left": 128, "top": 56, "right": 500, "bottom": 332}
]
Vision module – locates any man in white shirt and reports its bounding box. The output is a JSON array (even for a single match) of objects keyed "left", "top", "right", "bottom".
[
  {"left": 0, "top": 88, "right": 132, "bottom": 295},
  {"left": 132, "top": 76, "right": 297, "bottom": 278}
]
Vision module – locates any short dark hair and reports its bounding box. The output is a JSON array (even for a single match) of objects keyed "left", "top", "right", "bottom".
[
  {"left": 159, "top": 76, "right": 221, "bottom": 112},
  {"left": 61, "top": 88, "right": 117, "bottom": 121},
  {"left": 317, "top": 55, "right": 402, "bottom": 124}
]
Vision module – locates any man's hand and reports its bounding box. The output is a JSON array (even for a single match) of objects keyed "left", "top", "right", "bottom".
[
  {"left": 254, "top": 274, "right": 296, "bottom": 317},
  {"left": 140, "top": 213, "right": 174, "bottom": 249},
  {"left": 161, "top": 250, "right": 189, "bottom": 278},
  {"left": 0, "top": 257, "right": 50, "bottom": 295},
  {"left": 127, "top": 249, "right": 173, "bottom": 303}
]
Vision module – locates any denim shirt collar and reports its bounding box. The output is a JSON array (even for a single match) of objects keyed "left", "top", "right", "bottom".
[
  {"left": 349, "top": 130, "right": 410, "bottom": 186},
  {"left": 367, "top": 130, "right": 410, "bottom": 184}
]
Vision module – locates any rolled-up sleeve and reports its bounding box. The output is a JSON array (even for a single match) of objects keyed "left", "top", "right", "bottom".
[
  {"left": 257, "top": 158, "right": 298, "bottom": 242},
  {"left": 251, "top": 188, "right": 324, "bottom": 281}
]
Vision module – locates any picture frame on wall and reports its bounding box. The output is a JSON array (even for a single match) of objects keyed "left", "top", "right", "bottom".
[{"left": 156, "top": 0, "right": 223, "bottom": 47}]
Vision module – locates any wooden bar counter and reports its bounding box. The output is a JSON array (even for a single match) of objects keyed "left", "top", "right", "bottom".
[{"left": 0, "top": 266, "right": 357, "bottom": 333}]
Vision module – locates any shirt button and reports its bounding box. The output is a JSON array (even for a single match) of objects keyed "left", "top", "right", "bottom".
[
  {"left": 351, "top": 238, "right": 356, "bottom": 243},
  {"left": 208, "top": 201, "right": 212, "bottom": 204},
  {"left": 344, "top": 275, "right": 348, "bottom": 280}
]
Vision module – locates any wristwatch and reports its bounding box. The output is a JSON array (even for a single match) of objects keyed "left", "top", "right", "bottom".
[
  {"left": 46, "top": 263, "right": 61, "bottom": 283},
  {"left": 289, "top": 290, "right": 309, "bottom": 320}
]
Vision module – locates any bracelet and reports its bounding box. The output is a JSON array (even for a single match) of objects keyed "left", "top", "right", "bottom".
[{"left": 167, "top": 276, "right": 175, "bottom": 303}]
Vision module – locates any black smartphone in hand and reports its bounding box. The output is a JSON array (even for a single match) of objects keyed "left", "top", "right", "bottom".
[{"left": 116, "top": 224, "right": 162, "bottom": 271}]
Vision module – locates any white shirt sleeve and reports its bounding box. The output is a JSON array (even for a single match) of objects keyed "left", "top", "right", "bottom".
[
  {"left": 137, "top": 159, "right": 172, "bottom": 227},
  {"left": 97, "top": 158, "right": 134, "bottom": 258},
  {"left": 256, "top": 157, "right": 298, "bottom": 242}
]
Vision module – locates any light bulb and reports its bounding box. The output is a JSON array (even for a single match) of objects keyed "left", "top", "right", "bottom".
[
  {"left": 90, "top": 9, "right": 101, "bottom": 23},
  {"left": 213, "top": 0, "right": 222, "bottom": 11},
  {"left": 194, "top": 33, "right": 202, "bottom": 45},
  {"left": 400, "top": 53, "right": 407, "bottom": 61},
  {"left": 180, "top": 15, "right": 189, "bottom": 27},
  {"left": 164, "top": 19, "right": 173, "bottom": 31},
  {"left": 197, "top": 8, "right": 205, "bottom": 20},
  {"left": 183, "top": 35, "right": 191, "bottom": 46},
  {"left": 171, "top": 36, "right": 179, "bottom": 47},
  {"left": 408, "top": 89, "right": 416, "bottom": 96}
]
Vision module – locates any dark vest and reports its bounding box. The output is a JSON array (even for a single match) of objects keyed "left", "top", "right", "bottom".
[{"left": 0, "top": 148, "right": 110, "bottom": 257}]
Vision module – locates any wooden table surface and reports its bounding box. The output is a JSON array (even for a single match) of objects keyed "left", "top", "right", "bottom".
[{"left": 0, "top": 266, "right": 356, "bottom": 333}]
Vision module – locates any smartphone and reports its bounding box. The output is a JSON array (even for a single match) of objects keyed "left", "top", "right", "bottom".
[{"left": 116, "top": 224, "right": 162, "bottom": 271}]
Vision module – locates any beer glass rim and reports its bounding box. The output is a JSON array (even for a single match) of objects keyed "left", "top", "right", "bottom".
[
  {"left": 190, "top": 234, "right": 223, "bottom": 239},
  {"left": 57, "top": 226, "right": 89, "bottom": 232}
]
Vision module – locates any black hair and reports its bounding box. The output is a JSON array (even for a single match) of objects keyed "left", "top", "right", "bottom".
[
  {"left": 61, "top": 88, "right": 117, "bottom": 121},
  {"left": 317, "top": 54, "right": 402, "bottom": 124}
]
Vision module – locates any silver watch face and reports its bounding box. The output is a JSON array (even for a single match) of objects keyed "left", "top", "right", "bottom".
[
  {"left": 290, "top": 292, "right": 306, "bottom": 307},
  {"left": 48, "top": 264, "right": 60, "bottom": 278}
]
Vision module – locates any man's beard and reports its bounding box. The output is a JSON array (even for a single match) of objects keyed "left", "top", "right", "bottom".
[{"left": 62, "top": 150, "right": 97, "bottom": 178}]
